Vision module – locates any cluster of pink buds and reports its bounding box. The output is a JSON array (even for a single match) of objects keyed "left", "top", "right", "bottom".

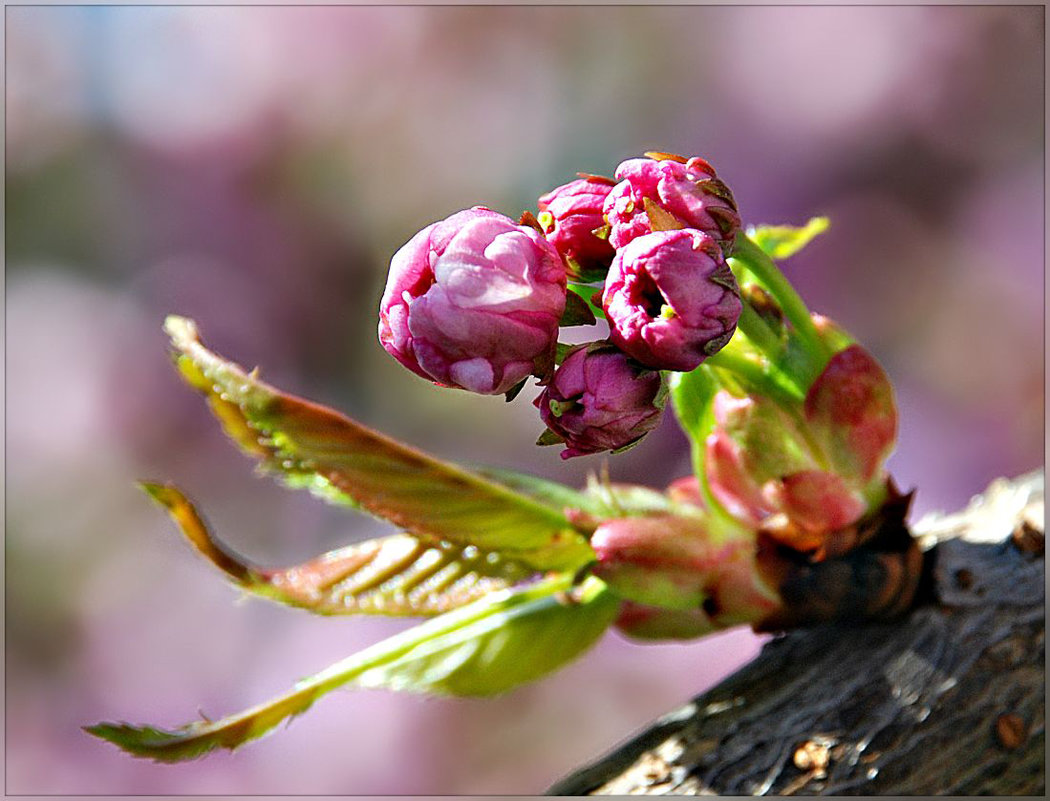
[{"left": 379, "top": 152, "right": 744, "bottom": 459}]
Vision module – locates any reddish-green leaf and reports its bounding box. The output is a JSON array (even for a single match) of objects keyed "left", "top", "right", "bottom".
[
  {"left": 163, "top": 316, "right": 595, "bottom": 572},
  {"left": 142, "top": 483, "right": 534, "bottom": 616}
]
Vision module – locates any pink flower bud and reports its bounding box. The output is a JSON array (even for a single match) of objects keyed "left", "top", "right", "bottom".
[
  {"left": 602, "top": 229, "right": 742, "bottom": 372},
  {"left": 602, "top": 154, "right": 741, "bottom": 250},
  {"left": 537, "top": 175, "right": 616, "bottom": 283},
  {"left": 804, "top": 345, "right": 898, "bottom": 483},
  {"left": 535, "top": 343, "right": 665, "bottom": 459},
  {"left": 378, "top": 207, "right": 567, "bottom": 395}
]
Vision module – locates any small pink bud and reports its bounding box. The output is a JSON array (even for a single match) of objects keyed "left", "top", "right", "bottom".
[
  {"left": 602, "top": 229, "right": 742, "bottom": 372},
  {"left": 537, "top": 175, "right": 616, "bottom": 283},
  {"left": 535, "top": 343, "right": 665, "bottom": 459},
  {"left": 804, "top": 344, "right": 898, "bottom": 482},
  {"left": 378, "top": 207, "right": 567, "bottom": 395},
  {"left": 602, "top": 154, "right": 741, "bottom": 250}
]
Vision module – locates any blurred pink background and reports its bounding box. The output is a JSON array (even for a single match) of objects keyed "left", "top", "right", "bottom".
[{"left": 6, "top": 6, "right": 1043, "bottom": 795}]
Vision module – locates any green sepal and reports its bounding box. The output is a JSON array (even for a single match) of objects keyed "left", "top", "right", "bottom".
[
  {"left": 163, "top": 316, "right": 594, "bottom": 573},
  {"left": 567, "top": 283, "right": 606, "bottom": 320},
  {"left": 503, "top": 378, "right": 528, "bottom": 403},
  {"left": 85, "top": 574, "right": 620, "bottom": 762},
  {"left": 643, "top": 197, "right": 686, "bottom": 232},
  {"left": 536, "top": 428, "right": 565, "bottom": 447},
  {"left": 747, "top": 217, "right": 829, "bottom": 261},
  {"left": 560, "top": 288, "right": 598, "bottom": 327}
]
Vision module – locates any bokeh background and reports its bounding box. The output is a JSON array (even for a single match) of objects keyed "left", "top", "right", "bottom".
[{"left": 6, "top": 5, "right": 1044, "bottom": 795}]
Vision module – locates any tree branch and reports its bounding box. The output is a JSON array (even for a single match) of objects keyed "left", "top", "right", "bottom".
[{"left": 549, "top": 471, "right": 1044, "bottom": 795}]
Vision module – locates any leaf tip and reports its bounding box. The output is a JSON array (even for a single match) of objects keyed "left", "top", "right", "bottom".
[
  {"left": 84, "top": 720, "right": 207, "bottom": 763},
  {"left": 137, "top": 481, "right": 178, "bottom": 509},
  {"left": 163, "top": 315, "right": 197, "bottom": 343}
]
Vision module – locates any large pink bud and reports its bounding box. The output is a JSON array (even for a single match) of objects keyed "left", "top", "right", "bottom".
[
  {"left": 378, "top": 207, "right": 567, "bottom": 395},
  {"left": 602, "top": 153, "right": 740, "bottom": 250},
  {"left": 535, "top": 343, "right": 665, "bottom": 459},
  {"left": 537, "top": 175, "right": 617, "bottom": 283},
  {"left": 602, "top": 229, "right": 741, "bottom": 372}
]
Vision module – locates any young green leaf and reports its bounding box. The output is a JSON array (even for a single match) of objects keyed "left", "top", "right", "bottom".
[
  {"left": 746, "top": 217, "right": 829, "bottom": 261},
  {"left": 141, "top": 482, "right": 535, "bottom": 616},
  {"left": 85, "top": 574, "right": 620, "bottom": 762},
  {"left": 163, "top": 316, "right": 595, "bottom": 573}
]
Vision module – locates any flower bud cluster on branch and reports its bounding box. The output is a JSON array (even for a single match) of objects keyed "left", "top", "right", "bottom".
[
  {"left": 379, "top": 152, "right": 747, "bottom": 459},
  {"left": 87, "top": 149, "right": 919, "bottom": 765}
]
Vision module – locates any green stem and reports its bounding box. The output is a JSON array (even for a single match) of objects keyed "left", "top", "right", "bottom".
[
  {"left": 729, "top": 233, "right": 831, "bottom": 368},
  {"left": 734, "top": 299, "right": 782, "bottom": 359},
  {"left": 703, "top": 347, "right": 802, "bottom": 408}
]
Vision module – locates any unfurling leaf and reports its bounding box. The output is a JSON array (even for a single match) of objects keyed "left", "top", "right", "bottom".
[
  {"left": 85, "top": 574, "right": 619, "bottom": 762},
  {"left": 747, "top": 217, "right": 829, "bottom": 261},
  {"left": 163, "top": 316, "right": 594, "bottom": 573},
  {"left": 141, "top": 483, "right": 535, "bottom": 616}
]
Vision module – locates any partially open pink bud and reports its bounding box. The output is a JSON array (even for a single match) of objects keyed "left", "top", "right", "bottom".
[
  {"left": 535, "top": 343, "right": 665, "bottom": 459},
  {"left": 378, "top": 207, "right": 567, "bottom": 395},
  {"left": 602, "top": 154, "right": 741, "bottom": 250},
  {"left": 602, "top": 229, "right": 742, "bottom": 372},
  {"left": 804, "top": 344, "right": 897, "bottom": 483},
  {"left": 537, "top": 175, "right": 616, "bottom": 283}
]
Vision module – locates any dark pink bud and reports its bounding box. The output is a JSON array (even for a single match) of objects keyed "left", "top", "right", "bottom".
[
  {"left": 602, "top": 154, "right": 741, "bottom": 250},
  {"left": 537, "top": 175, "right": 616, "bottom": 283},
  {"left": 804, "top": 345, "right": 898, "bottom": 482},
  {"left": 378, "top": 207, "right": 567, "bottom": 395},
  {"left": 535, "top": 343, "right": 665, "bottom": 459},
  {"left": 602, "top": 229, "right": 741, "bottom": 372}
]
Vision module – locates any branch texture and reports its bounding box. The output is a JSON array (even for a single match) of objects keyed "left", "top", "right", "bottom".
[{"left": 549, "top": 471, "right": 1044, "bottom": 795}]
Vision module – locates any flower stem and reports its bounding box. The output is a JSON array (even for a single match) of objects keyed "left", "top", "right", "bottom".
[
  {"left": 729, "top": 232, "right": 832, "bottom": 371},
  {"left": 703, "top": 345, "right": 802, "bottom": 408}
]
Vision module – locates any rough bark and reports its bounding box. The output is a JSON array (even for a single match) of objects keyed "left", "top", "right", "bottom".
[{"left": 549, "top": 471, "right": 1044, "bottom": 795}]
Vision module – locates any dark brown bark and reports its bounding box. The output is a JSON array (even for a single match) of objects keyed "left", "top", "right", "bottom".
[{"left": 549, "top": 471, "right": 1044, "bottom": 795}]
